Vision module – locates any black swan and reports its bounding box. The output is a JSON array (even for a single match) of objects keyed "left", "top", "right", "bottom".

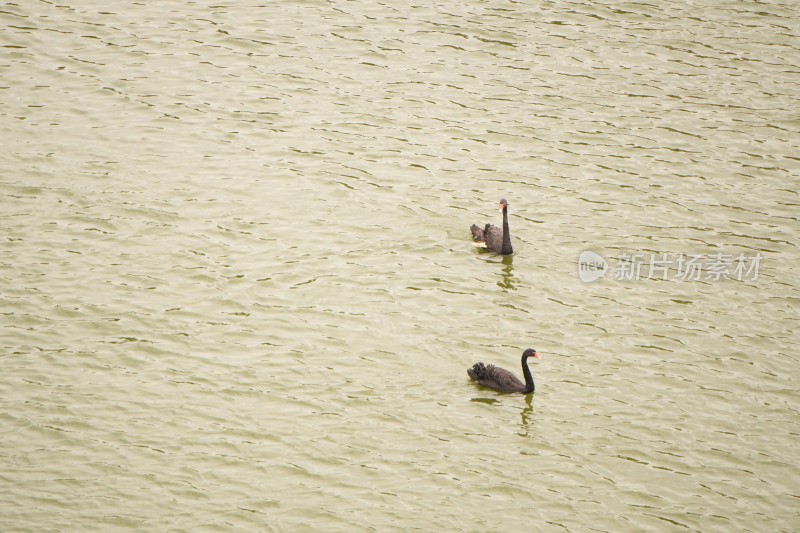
[
  {"left": 470, "top": 198, "right": 514, "bottom": 255},
  {"left": 468, "top": 348, "right": 540, "bottom": 393}
]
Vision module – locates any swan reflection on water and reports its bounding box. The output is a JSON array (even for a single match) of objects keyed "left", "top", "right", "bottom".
[
  {"left": 469, "top": 397, "right": 500, "bottom": 405},
  {"left": 519, "top": 393, "right": 535, "bottom": 437},
  {"left": 468, "top": 390, "right": 536, "bottom": 437},
  {"left": 498, "top": 254, "right": 515, "bottom": 290}
]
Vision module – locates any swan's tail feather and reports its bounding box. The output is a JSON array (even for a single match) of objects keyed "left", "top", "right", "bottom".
[
  {"left": 470, "top": 224, "right": 485, "bottom": 243},
  {"left": 468, "top": 362, "right": 487, "bottom": 381}
]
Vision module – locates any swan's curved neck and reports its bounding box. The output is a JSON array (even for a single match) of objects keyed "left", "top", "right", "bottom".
[
  {"left": 501, "top": 206, "right": 513, "bottom": 254},
  {"left": 521, "top": 354, "right": 535, "bottom": 393}
]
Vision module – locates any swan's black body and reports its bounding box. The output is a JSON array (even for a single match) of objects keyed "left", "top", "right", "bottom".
[
  {"left": 470, "top": 199, "right": 513, "bottom": 255},
  {"left": 468, "top": 348, "right": 539, "bottom": 393}
]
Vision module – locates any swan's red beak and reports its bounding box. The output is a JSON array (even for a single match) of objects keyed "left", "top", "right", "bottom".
[{"left": 533, "top": 351, "right": 541, "bottom": 359}]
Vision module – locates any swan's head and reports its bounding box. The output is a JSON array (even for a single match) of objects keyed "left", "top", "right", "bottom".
[
  {"left": 499, "top": 198, "right": 509, "bottom": 211},
  {"left": 523, "top": 348, "right": 540, "bottom": 359}
]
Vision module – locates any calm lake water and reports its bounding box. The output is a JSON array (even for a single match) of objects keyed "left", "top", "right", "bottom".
[{"left": 1, "top": 1, "right": 799, "bottom": 531}]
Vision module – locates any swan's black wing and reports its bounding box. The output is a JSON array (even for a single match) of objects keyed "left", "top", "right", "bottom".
[
  {"left": 482, "top": 224, "right": 504, "bottom": 253},
  {"left": 470, "top": 223, "right": 504, "bottom": 253},
  {"left": 467, "top": 362, "right": 526, "bottom": 393}
]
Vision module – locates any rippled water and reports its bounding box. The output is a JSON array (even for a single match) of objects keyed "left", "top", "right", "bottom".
[{"left": 2, "top": 1, "right": 799, "bottom": 531}]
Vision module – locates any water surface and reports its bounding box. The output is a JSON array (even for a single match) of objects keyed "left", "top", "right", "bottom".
[{"left": 1, "top": 1, "right": 799, "bottom": 531}]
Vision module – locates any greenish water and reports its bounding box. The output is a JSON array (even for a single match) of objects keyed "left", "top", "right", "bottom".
[{"left": 1, "top": 1, "right": 798, "bottom": 531}]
